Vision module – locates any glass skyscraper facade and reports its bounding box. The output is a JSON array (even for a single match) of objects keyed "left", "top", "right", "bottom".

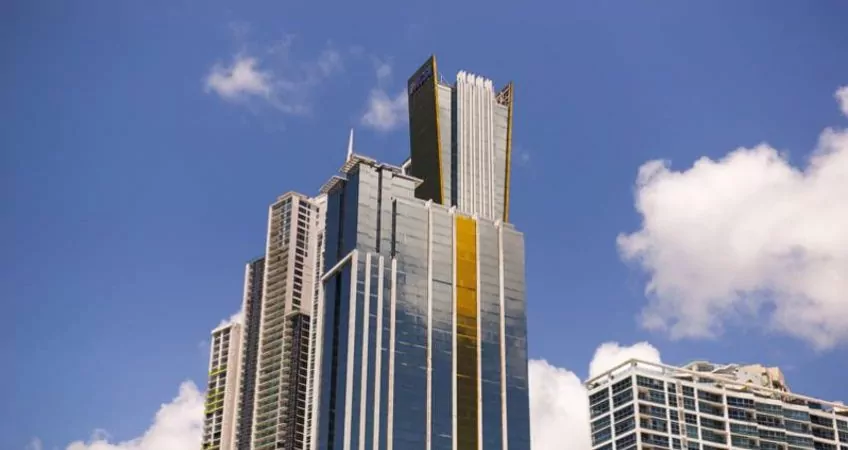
[
  {"left": 313, "top": 155, "right": 530, "bottom": 450},
  {"left": 586, "top": 360, "right": 848, "bottom": 450}
]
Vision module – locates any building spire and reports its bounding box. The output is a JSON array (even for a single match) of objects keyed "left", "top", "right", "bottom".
[{"left": 346, "top": 128, "right": 354, "bottom": 161}]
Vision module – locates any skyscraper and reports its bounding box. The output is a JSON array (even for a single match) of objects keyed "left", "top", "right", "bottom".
[
  {"left": 203, "top": 321, "right": 244, "bottom": 450},
  {"left": 406, "top": 55, "right": 514, "bottom": 221},
  {"left": 236, "top": 257, "right": 265, "bottom": 450},
  {"left": 585, "top": 359, "right": 848, "bottom": 450},
  {"left": 199, "top": 55, "right": 528, "bottom": 450},
  {"left": 311, "top": 56, "right": 529, "bottom": 450},
  {"left": 252, "top": 192, "right": 323, "bottom": 450}
]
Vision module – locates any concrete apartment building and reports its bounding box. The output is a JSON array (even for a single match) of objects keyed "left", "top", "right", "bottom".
[{"left": 586, "top": 360, "right": 848, "bottom": 450}]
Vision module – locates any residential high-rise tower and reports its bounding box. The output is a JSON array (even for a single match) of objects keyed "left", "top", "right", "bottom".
[
  {"left": 235, "top": 257, "right": 265, "bottom": 450},
  {"left": 252, "top": 192, "right": 323, "bottom": 450},
  {"left": 202, "top": 322, "right": 244, "bottom": 450},
  {"left": 586, "top": 360, "right": 848, "bottom": 450}
]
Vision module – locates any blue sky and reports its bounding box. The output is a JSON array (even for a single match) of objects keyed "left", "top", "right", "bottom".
[{"left": 4, "top": 1, "right": 848, "bottom": 449}]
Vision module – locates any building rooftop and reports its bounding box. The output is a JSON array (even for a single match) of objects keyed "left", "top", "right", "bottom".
[{"left": 586, "top": 359, "right": 848, "bottom": 416}]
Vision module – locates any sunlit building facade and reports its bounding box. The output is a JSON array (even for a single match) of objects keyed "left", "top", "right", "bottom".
[
  {"left": 311, "top": 151, "right": 530, "bottom": 450},
  {"left": 585, "top": 360, "right": 848, "bottom": 450}
]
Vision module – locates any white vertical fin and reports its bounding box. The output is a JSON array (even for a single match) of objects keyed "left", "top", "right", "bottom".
[{"left": 347, "top": 128, "right": 355, "bottom": 161}]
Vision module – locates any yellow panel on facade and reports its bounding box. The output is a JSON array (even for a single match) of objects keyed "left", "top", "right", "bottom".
[{"left": 455, "top": 215, "right": 478, "bottom": 450}]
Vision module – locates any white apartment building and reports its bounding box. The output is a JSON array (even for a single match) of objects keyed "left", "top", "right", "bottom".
[{"left": 586, "top": 360, "right": 848, "bottom": 450}]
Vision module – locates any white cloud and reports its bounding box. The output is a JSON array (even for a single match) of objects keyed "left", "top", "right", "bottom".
[
  {"left": 204, "top": 41, "right": 343, "bottom": 115},
  {"left": 205, "top": 55, "right": 273, "bottom": 101},
  {"left": 836, "top": 86, "right": 848, "bottom": 117},
  {"left": 25, "top": 438, "right": 43, "bottom": 450},
  {"left": 375, "top": 61, "right": 392, "bottom": 83},
  {"left": 618, "top": 86, "right": 848, "bottom": 350},
  {"left": 529, "top": 360, "right": 591, "bottom": 450},
  {"left": 217, "top": 309, "right": 243, "bottom": 328},
  {"left": 64, "top": 381, "right": 204, "bottom": 450},
  {"left": 359, "top": 60, "right": 407, "bottom": 132},
  {"left": 587, "top": 342, "right": 663, "bottom": 379},
  {"left": 361, "top": 88, "right": 408, "bottom": 132},
  {"left": 529, "top": 342, "right": 661, "bottom": 450}
]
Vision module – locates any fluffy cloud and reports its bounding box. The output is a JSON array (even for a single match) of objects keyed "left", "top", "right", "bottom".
[
  {"left": 618, "top": 86, "right": 848, "bottom": 349},
  {"left": 25, "top": 438, "right": 43, "bottom": 450},
  {"left": 529, "top": 342, "right": 662, "bottom": 450},
  {"left": 837, "top": 86, "right": 848, "bottom": 117},
  {"left": 216, "top": 309, "right": 243, "bottom": 328},
  {"left": 360, "top": 60, "right": 408, "bottom": 132},
  {"left": 205, "top": 55, "right": 273, "bottom": 102},
  {"left": 204, "top": 41, "right": 343, "bottom": 115},
  {"left": 361, "top": 88, "right": 408, "bottom": 132},
  {"left": 63, "top": 382, "right": 204, "bottom": 450}
]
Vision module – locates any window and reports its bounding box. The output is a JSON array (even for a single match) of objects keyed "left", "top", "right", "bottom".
[
  {"left": 732, "top": 435, "right": 759, "bottom": 449},
  {"left": 615, "top": 417, "right": 635, "bottom": 435},
  {"left": 591, "top": 415, "right": 611, "bottom": 432},
  {"left": 686, "top": 425, "right": 699, "bottom": 439},
  {"left": 640, "top": 417, "right": 668, "bottom": 433},
  {"left": 699, "top": 417, "right": 725, "bottom": 431},
  {"left": 640, "top": 432, "right": 669, "bottom": 447},
  {"left": 730, "top": 422, "right": 758, "bottom": 436},
  {"left": 757, "top": 402, "right": 784, "bottom": 415},
  {"left": 612, "top": 377, "right": 633, "bottom": 394},
  {"left": 812, "top": 427, "right": 835, "bottom": 441},
  {"left": 615, "top": 404, "right": 635, "bottom": 421},
  {"left": 811, "top": 415, "right": 834, "bottom": 428},
  {"left": 637, "top": 376, "right": 665, "bottom": 390},
  {"left": 784, "top": 408, "right": 810, "bottom": 421},
  {"left": 701, "top": 429, "right": 726, "bottom": 445},
  {"left": 698, "top": 401, "right": 724, "bottom": 417},
  {"left": 613, "top": 389, "right": 634, "bottom": 407},
  {"left": 685, "top": 413, "right": 698, "bottom": 425},
  {"left": 639, "top": 404, "right": 667, "bottom": 419},
  {"left": 590, "top": 389, "right": 609, "bottom": 406},
  {"left": 785, "top": 420, "right": 811, "bottom": 434},
  {"left": 761, "top": 442, "right": 785, "bottom": 450},
  {"left": 639, "top": 388, "right": 667, "bottom": 405},
  {"left": 591, "top": 427, "right": 612, "bottom": 445},
  {"left": 590, "top": 400, "right": 610, "bottom": 418},
  {"left": 757, "top": 414, "right": 783, "bottom": 428},
  {"left": 728, "top": 396, "right": 755, "bottom": 408},
  {"left": 786, "top": 435, "right": 814, "bottom": 447},
  {"left": 616, "top": 432, "right": 636, "bottom": 450},
  {"left": 729, "top": 407, "right": 756, "bottom": 422},
  {"left": 759, "top": 429, "right": 785, "bottom": 442},
  {"left": 698, "top": 390, "right": 723, "bottom": 404}
]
